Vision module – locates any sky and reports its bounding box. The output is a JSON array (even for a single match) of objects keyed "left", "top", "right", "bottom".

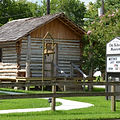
[
  {"left": 28, "top": 0, "right": 97, "bottom": 6},
  {"left": 80, "top": 0, "right": 97, "bottom": 5}
]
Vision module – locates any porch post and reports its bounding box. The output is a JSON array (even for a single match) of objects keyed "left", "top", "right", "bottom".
[{"left": 26, "top": 35, "right": 31, "bottom": 90}]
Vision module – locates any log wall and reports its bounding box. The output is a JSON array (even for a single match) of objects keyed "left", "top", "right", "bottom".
[
  {"left": 0, "top": 42, "right": 17, "bottom": 78},
  {"left": 0, "top": 18, "right": 83, "bottom": 78},
  {"left": 21, "top": 37, "right": 81, "bottom": 77}
]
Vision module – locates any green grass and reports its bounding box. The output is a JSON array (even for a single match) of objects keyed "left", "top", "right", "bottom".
[
  {"left": 0, "top": 86, "right": 105, "bottom": 94},
  {"left": 0, "top": 87, "right": 120, "bottom": 120},
  {"left": 0, "top": 98, "right": 61, "bottom": 110},
  {"left": 0, "top": 93, "right": 6, "bottom": 95},
  {"left": 0, "top": 88, "right": 52, "bottom": 94},
  {"left": 0, "top": 96, "right": 120, "bottom": 120},
  {"left": 88, "top": 87, "right": 105, "bottom": 92}
]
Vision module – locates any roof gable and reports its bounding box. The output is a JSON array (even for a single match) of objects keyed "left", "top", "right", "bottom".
[{"left": 0, "top": 13, "right": 86, "bottom": 42}]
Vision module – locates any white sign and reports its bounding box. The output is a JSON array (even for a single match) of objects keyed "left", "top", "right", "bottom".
[
  {"left": 106, "top": 38, "right": 120, "bottom": 54},
  {"left": 107, "top": 56, "right": 120, "bottom": 72}
]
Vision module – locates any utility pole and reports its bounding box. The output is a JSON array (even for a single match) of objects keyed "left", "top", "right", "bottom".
[
  {"left": 101, "top": 0, "right": 104, "bottom": 15},
  {"left": 98, "top": 0, "right": 104, "bottom": 16},
  {"left": 47, "top": 0, "right": 50, "bottom": 15}
]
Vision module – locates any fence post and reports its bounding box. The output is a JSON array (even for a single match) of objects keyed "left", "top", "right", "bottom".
[
  {"left": 83, "top": 77, "right": 86, "bottom": 91},
  {"left": 64, "top": 77, "right": 66, "bottom": 92},
  {"left": 52, "top": 85, "right": 56, "bottom": 111},
  {"left": 111, "top": 85, "right": 116, "bottom": 111},
  {"left": 70, "top": 63, "right": 73, "bottom": 77}
]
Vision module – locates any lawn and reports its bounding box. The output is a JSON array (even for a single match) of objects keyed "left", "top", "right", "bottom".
[
  {"left": 0, "top": 88, "right": 52, "bottom": 94},
  {"left": 0, "top": 87, "right": 120, "bottom": 120},
  {"left": 0, "top": 98, "right": 58, "bottom": 110},
  {"left": 0, "top": 96, "right": 120, "bottom": 120}
]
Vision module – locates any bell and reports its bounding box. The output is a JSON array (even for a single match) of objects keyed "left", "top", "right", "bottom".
[{"left": 44, "top": 49, "right": 55, "bottom": 55}]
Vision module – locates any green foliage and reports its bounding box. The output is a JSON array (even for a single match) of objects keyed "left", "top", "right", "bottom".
[
  {"left": 0, "top": 0, "right": 86, "bottom": 26},
  {"left": 59, "top": 0, "right": 86, "bottom": 26},
  {"left": 41, "top": 0, "right": 86, "bottom": 26},
  {"left": 0, "top": 0, "right": 42, "bottom": 25},
  {"left": 83, "top": 1, "right": 120, "bottom": 74},
  {"left": 41, "top": 0, "right": 61, "bottom": 15}
]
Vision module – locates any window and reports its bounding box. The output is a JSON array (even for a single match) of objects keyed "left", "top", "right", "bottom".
[{"left": 0, "top": 48, "right": 2, "bottom": 62}]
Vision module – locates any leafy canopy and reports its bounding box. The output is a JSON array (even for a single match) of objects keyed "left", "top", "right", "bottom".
[
  {"left": 0, "top": 0, "right": 42, "bottom": 25},
  {"left": 83, "top": 0, "right": 120, "bottom": 74},
  {"left": 41, "top": 0, "right": 86, "bottom": 26}
]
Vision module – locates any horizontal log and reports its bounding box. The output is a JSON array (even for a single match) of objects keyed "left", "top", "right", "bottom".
[
  {"left": 0, "top": 76, "right": 16, "bottom": 79},
  {"left": 3, "top": 54, "right": 18, "bottom": 57},
  {"left": 3, "top": 48, "right": 16, "bottom": 51},
  {"left": 23, "top": 37, "right": 80, "bottom": 42},
  {"left": 0, "top": 73, "right": 17, "bottom": 76},
  {"left": 0, "top": 92, "right": 120, "bottom": 100},
  {"left": 0, "top": 63, "right": 17, "bottom": 66},
  {"left": 2, "top": 60, "right": 17, "bottom": 63},
  {"left": 0, "top": 81, "right": 119, "bottom": 87}
]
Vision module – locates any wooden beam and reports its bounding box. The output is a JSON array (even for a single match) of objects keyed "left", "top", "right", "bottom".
[
  {"left": 0, "top": 92, "right": 120, "bottom": 100},
  {"left": 0, "top": 81, "right": 120, "bottom": 88},
  {"left": 26, "top": 35, "right": 31, "bottom": 78},
  {"left": 25, "top": 35, "right": 31, "bottom": 90},
  {"left": 58, "top": 18, "right": 82, "bottom": 37},
  {"left": 16, "top": 40, "right": 22, "bottom": 72},
  {"left": 111, "top": 85, "right": 116, "bottom": 111},
  {"left": 52, "top": 85, "right": 56, "bottom": 111}
]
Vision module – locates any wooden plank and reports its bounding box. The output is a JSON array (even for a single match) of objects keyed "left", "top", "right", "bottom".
[
  {"left": 16, "top": 77, "right": 95, "bottom": 81},
  {"left": 0, "top": 73, "right": 17, "bottom": 76},
  {"left": 0, "top": 70, "right": 17, "bottom": 73},
  {"left": 16, "top": 77, "right": 56, "bottom": 81},
  {"left": 0, "top": 92, "right": 120, "bottom": 100},
  {"left": 0, "top": 76, "right": 16, "bottom": 79},
  {"left": 0, "top": 66, "right": 17, "bottom": 69},
  {"left": 0, "top": 81, "right": 120, "bottom": 87}
]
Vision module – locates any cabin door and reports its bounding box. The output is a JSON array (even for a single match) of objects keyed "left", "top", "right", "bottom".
[{"left": 44, "top": 43, "right": 58, "bottom": 77}]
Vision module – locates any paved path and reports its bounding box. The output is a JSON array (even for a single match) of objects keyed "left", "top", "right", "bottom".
[
  {"left": 0, "top": 98, "right": 93, "bottom": 114},
  {"left": 0, "top": 91, "right": 94, "bottom": 114}
]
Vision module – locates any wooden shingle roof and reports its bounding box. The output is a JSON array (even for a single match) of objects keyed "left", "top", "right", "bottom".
[{"left": 0, "top": 13, "right": 86, "bottom": 43}]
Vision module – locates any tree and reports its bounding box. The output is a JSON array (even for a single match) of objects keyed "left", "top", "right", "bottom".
[
  {"left": 82, "top": 2, "right": 120, "bottom": 76},
  {"left": 41, "top": 0, "right": 61, "bottom": 15},
  {"left": 0, "top": 0, "right": 42, "bottom": 25},
  {"left": 41, "top": 0, "right": 86, "bottom": 26},
  {"left": 59, "top": 0, "right": 86, "bottom": 26}
]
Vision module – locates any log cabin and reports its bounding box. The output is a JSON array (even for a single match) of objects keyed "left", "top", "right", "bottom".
[{"left": 0, "top": 13, "right": 86, "bottom": 83}]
